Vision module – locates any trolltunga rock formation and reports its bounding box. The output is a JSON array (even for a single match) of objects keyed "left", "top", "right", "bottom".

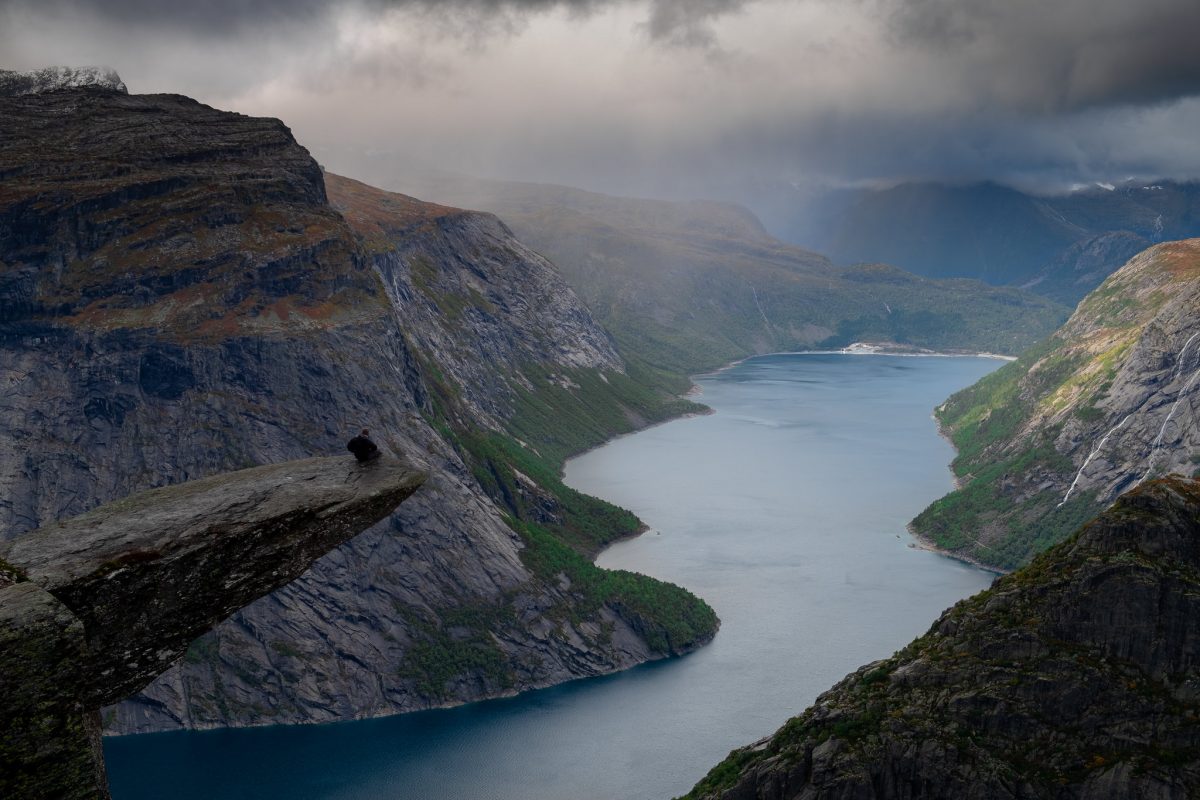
[{"left": 0, "top": 456, "right": 425, "bottom": 800}]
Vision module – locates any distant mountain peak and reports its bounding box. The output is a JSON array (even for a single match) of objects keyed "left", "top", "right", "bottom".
[{"left": 0, "top": 66, "right": 127, "bottom": 96}]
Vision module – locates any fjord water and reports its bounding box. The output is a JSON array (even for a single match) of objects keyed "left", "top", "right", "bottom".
[{"left": 106, "top": 354, "right": 998, "bottom": 800}]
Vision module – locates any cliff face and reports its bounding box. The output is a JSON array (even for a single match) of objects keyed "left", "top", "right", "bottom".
[
  {"left": 0, "top": 456, "right": 426, "bottom": 800},
  {"left": 686, "top": 477, "right": 1200, "bottom": 800},
  {"left": 324, "top": 172, "right": 624, "bottom": 426},
  {"left": 912, "top": 239, "right": 1200, "bottom": 570},
  {"left": 0, "top": 81, "right": 714, "bottom": 734}
]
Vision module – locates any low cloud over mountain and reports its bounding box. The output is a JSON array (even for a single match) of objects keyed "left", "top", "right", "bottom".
[{"left": 3, "top": 0, "right": 1200, "bottom": 197}]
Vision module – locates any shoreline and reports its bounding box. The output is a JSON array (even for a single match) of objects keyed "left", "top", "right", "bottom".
[
  {"left": 577, "top": 348, "right": 1012, "bottom": 576},
  {"left": 692, "top": 346, "right": 1017, "bottom": 380},
  {"left": 905, "top": 522, "right": 1010, "bottom": 576},
  {"left": 559, "top": 404, "right": 715, "bottom": 474}
]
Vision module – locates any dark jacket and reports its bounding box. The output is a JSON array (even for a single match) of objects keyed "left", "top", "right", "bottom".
[{"left": 347, "top": 434, "right": 380, "bottom": 462}]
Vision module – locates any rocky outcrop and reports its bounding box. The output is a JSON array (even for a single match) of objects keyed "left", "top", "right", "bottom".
[
  {"left": 325, "top": 172, "right": 624, "bottom": 426},
  {"left": 0, "top": 456, "right": 426, "bottom": 800},
  {"left": 686, "top": 477, "right": 1200, "bottom": 800},
  {"left": 0, "top": 77, "right": 714, "bottom": 734},
  {"left": 913, "top": 239, "right": 1200, "bottom": 570}
]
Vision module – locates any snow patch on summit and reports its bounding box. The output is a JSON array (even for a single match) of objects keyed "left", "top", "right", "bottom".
[{"left": 0, "top": 66, "right": 127, "bottom": 96}]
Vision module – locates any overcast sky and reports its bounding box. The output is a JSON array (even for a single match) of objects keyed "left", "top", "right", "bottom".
[{"left": 4, "top": 0, "right": 1200, "bottom": 199}]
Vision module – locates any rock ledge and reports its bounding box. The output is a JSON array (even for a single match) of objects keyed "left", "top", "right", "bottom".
[{"left": 0, "top": 456, "right": 425, "bottom": 800}]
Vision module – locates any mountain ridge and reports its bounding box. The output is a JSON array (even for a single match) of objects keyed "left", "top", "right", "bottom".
[{"left": 770, "top": 178, "right": 1200, "bottom": 304}]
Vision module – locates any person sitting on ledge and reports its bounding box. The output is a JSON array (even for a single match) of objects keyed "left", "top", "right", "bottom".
[{"left": 347, "top": 428, "right": 381, "bottom": 463}]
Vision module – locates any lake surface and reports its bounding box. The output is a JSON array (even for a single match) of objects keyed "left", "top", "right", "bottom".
[{"left": 106, "top": 353, "right": 1000, "bottom": 800}]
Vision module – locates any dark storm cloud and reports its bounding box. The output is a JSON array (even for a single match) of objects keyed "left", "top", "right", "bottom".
[
  {"left": 641, "top": 0, "right": 746, "bottom": 48},
  {"left": 889, "top": 0, "right": 1200, "bottom": 112},
  {"left": 0, "top": 0, "right": 746, "bottom": 43},
  {"left": 4, "top": 0, "right": 1200, "bottom": 196}
]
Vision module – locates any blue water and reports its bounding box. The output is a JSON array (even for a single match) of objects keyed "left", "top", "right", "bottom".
[{"left": 105, "top": 353, "right": 1000, "bottom": 800}]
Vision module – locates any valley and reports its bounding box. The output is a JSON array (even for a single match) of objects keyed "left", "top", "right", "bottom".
[
  {"left": 3, "top": 41, "right": 1200, "bottom": 799},
  {"left": 104, "top": 353, "right": 999, "bottom": 800}
]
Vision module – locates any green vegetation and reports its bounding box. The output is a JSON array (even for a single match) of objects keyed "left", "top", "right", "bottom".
[
  {"left": 397, "top": 604, "right": 516, "bottom": 700},
  {"left": 392, "top": 419, "right": 719, "bottom": 698},
  {"left": 449, "top": 422, "right": 716, "bottom": 653},
  {"left": 507, "top": 359, "right": 703, "bottom": 468},
  {"left": 514, "top": 519, "right": 717, "bottom": 653},
  {"left": 456, "top": 428, "right": 640, "bottom": 554},
  {"left": 408, "top": 255, "right": 497, "bottom": 321},
  {"left": 183, "top": 635, "right": 218, "bottom": 665},
  {"left": 904, "top": 331, "right": 1114, "bottom": 569},
  {"left": 269, "top": 640, "right": 303, "bottom": 659},
  {"left": 0, "top": 556, "right": 27, "bottom": 584},
  {"left": 933, "top": 337, "right": 1069, "bottom": 474},
  {"left": 395, "top": 174, "right": 1069, "bottom": 376},
  {"left": 908, "top": 249, "right": 1191, "bottom": 569},
  {"left": 682, "top": 480, "right": 1200, "bottom": 798},
  {"left": 402, "top": 339, "right": 718, "bottom": 700}
]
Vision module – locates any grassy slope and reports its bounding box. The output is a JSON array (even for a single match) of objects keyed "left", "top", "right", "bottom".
[
  {"left": 327, "top": 171, "right": 1071, "bottom": 689},
  {"left": 402, "top": 358, "right": 717, "bottom": 694}
]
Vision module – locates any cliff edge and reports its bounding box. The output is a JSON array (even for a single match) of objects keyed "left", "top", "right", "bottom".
[
  {"left": 0, "top": 72, "right": 715, "bottom": 732},
  {"left": 0, "top": 456, "right": 425, "bottom": 800}
]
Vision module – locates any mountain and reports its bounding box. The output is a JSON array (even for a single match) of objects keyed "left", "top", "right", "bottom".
[
  {"left": 0, "top": 76, "right": 715, "bottom": 733},
  {"left": 809, "top": 181, "right": 1086, "bottom": 285},
  {"left": 352, "top": 171, "right": 1068, "bottom": 373},
  {"left": 777, "top": 180, "right": 1200, "bottom": 305},
  {"left": 686, "top": 476, "right": 1200, "bottom": 800},
  {"left": 911, "top": 239, "right": 1200, "bottom": 570}
]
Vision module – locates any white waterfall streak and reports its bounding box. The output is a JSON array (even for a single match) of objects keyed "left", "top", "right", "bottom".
[
  {"left": 751, "top": 286, "right": 770, "bottom": 328},
  {"left": 1136, "top": 367, "right": 1200, "bottom": 486},
  {"left": 1136, "top": 330, "right": 1200, "bottom": 486},
  {"left": 1059, "top": 411, "right": 1138, "bottom": 506},
  {"left": 1061, "top": 329, "right": 1200, "bottom": 505},
  {"left": 1168, "top": 330, "right": 1200, "bottom": 383}
]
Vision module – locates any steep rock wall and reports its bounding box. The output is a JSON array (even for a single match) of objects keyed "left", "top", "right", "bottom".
[{"left": 0, "top": 83, "right": 712, "bottom": 734}]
